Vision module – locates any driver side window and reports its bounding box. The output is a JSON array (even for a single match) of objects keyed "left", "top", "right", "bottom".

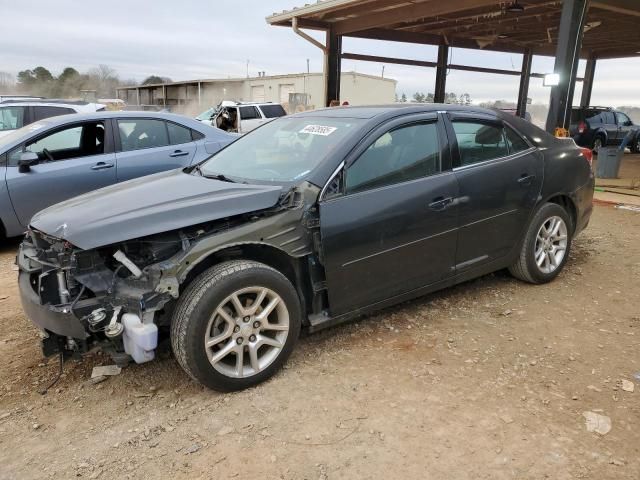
[
  {"left": 345, "top": 122, "right": 440, "bottom": 194},
  {"left": 9, "top": 122, "right": 105, "bottom": 165}
]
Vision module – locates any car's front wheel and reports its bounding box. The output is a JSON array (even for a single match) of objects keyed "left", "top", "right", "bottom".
[
  {"left": 509, "top": 203, "right": 572, "bottom": 284},
  {"left": 171, "top": 260, "right": 301, "bottom": 391},
  {"left": 631, "top": 135, "right": 640, "bottom": 154}
]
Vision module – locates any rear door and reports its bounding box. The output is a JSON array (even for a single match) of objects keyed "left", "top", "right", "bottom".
[
  {"left": 446, "top": 114, "right": 543, "bottom": 270},
  {"left": 602, "top": 111, "right": 618, "bottom": 144},
  {"left": 5, "top": 120, "right": 117, "bottom": 226},
  {"left": 114, "top": 118, "right": 197, "bottom": 182},
  {"left": 320, "top": 114, "right": 459, "bottom": 315}
]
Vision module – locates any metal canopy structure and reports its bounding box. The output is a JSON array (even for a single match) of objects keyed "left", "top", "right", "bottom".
[{"left": 267, "top": 0, "right": 640, "bottom": 132}]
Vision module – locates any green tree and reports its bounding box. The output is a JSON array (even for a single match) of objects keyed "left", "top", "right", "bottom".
[
  {"left": 32, "top": 66, "right": 54, "bottom": 83},
  {"left": 142, "top": 75, "right": 172, "bottom": 85},
  {"left": 401, "top": 93, "right": 407, "bottom": 103}
]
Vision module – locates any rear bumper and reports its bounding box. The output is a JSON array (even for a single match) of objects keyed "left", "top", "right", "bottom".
[{"left": 18, "top": 266, "right": 87, "bottom": 340}]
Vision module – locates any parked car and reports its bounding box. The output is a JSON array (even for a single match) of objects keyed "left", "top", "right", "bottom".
[
  {"left": 0, "top": 111, "right": 234, "bottom": 238},
  {"left": 197, "top": 101, "right": 287, "bottom": 134},
  {"left": 18, "top": 104, "right": 594, "bottom": 391},
  {"left": 569, "top": 106, "right": 640, "bottom": 153},
  {"left": 0, "top": 95, "right": 44, "bottom": 103},
  {"left": 0, "top": 100, "right": 106, "bottom": 139}
]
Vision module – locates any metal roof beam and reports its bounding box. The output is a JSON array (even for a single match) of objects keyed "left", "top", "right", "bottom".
[{"left": 334, "top": 0, "right": 502, "bottom": 35}]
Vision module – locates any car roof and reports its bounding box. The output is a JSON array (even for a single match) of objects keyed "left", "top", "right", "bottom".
[
  {"left": 0, "top": 99, "right": 92, "bottom": 106},
  {"left": 0, "top": 111, "right": 231, "bottom": 153},
  {"left": 291, "top": 103, "right": 500, "bottom": 119}
]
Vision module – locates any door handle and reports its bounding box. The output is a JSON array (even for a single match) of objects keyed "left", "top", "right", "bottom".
[
  {"left": 91, "top": 162, "right": 114, "bottom": 171},
  {"left": 428, "top": 196, "right": 454, "bottom": 211},
  {"left": 169, "top": 150, "right": 190, "bottom": 157},
  {"left": 517, "top": 173, "right": 536, "bottom": 185}
]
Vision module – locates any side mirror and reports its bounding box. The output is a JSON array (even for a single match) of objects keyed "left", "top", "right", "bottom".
[{"left": 18, "top": 152, "right": 39, "bottom": 173}]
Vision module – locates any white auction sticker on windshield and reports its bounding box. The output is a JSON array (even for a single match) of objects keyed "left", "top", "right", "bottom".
[{"left": 300, "top": 125, "right": 337, "bottom": 136}]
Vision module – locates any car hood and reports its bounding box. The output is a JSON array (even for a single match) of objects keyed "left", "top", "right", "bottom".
[{"left": 30, "top": 169, "right": 284, "bottom": 250}]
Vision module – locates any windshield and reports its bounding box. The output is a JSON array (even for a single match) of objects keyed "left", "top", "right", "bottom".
[
  {"left": 200, "top": 116, "right": 363, "bottom": 182},
  {"left": 196, "top": 107, "right": 216, "bottom": 121}
]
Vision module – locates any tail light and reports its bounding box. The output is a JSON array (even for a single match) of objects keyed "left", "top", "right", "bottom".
[
  {"left": 580, "top": 147, "right": 593, "bottom": 167},
  {"left": 578, "top": 121, "right": 587, "bottom": 134}
]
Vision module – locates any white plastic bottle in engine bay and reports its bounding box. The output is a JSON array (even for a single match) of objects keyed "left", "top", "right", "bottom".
[{"left": 122, "top": 313, "right": 158, "bottom": 363}]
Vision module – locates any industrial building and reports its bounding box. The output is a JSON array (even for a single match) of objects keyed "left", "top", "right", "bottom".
[{"left": 116, "top": 71, "right": 397, "bottom": 113}]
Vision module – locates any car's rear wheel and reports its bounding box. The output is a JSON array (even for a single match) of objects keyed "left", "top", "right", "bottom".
[
  {"left": 592, "top": 136, "right": 604, "bottom": 153},
  {"left": 509, "top": 203, "right": 572, "bottom": 284},
  {"left": 171, "top": 260, "right": 301, "bottom": 391}
]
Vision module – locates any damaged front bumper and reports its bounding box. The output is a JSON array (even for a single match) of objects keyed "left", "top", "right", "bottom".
[
  {"left": 18, "top": 268, "right": 87, "bottom": 339},
  {"left": 17, "top": 231, "right": 172, "bottom": 361}
]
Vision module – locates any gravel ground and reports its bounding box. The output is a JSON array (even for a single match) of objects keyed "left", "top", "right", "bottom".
[{"left": 0, "top": 204, "right": 638, "bottom": 479}]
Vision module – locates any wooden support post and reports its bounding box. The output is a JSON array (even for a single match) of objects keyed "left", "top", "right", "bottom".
[
  {"left": 516, "top": 49, "right": 533, "bottom": 118},
  {"left": 434, "top": 43, "right": 449, "bottom": 104}
]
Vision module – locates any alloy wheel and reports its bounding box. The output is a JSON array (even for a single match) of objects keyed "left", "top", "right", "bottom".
[
  {"left": 204, "top": 286, "right": 289, "bottom": 378},
  {"left": 593, "top": 138, "right": 602, "bottom": 153},
  {"left": 534, "top": 216, "right": 568, "bottom": 274}
]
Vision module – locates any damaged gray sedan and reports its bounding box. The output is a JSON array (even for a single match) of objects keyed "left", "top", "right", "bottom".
[{"left": 18, "top": 105, "right": 594, "bottom": 391}]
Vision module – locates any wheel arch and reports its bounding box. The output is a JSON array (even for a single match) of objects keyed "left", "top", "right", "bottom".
[
  {"left": 179, "top": 242, "right": 312, "bottom": 320},
  {"left": 544, "top": 194, "right": 577, "bottom": 233}
]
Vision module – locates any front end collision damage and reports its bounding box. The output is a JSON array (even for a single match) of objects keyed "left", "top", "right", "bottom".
[{"left": 18, "top": 182, "right": 323, "bottom": 363}]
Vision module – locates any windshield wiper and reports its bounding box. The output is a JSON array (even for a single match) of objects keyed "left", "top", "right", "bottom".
[
  {"left": 203, "top": 172, "right": 236, "bottom": 183},
  {"left": 190, "top": 164, "right": 236, "bottom": 183}
]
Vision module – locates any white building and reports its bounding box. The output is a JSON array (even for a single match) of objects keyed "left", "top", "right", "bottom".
[{"left": 117, "top": 72, "right": 397, "bottom": 114}]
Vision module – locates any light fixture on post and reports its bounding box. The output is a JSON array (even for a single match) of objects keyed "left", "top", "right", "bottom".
[
  {"left": 506, "top": 1, "right": 525, "bottom": 13},
  {"left": 543, "top": 73, "right": 560, "bottom": 87}
]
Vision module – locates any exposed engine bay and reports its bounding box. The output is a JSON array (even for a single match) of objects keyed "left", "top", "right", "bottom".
[{"left": 17, "top": 182, "right": 323, "bottom": 365}]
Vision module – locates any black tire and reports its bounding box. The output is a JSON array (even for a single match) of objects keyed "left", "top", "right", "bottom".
[
  {"left": 509, "top": 203, "right": 572, "bottom": 284},
  {"left": 592, "top": 135, "right": 604, "bottom": 153},
  {"left": 631, "top": 135, "right": 640, "bottom": 154},
  {"left": 171, "top": 260, "right": 301, "bottom": 391}
]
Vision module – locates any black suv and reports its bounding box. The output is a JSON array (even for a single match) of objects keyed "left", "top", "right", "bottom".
[{"left": 570, "top": 107, "right": 640, "bottom": 153}]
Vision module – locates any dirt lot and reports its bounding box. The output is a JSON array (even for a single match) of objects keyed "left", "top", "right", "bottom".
[{"left": 0, "top": 204, "right": 639, "bottom": 480}]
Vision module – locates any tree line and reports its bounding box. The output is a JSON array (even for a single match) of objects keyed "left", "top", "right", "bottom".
[
  {"left": 1, "top": 66, "right": 172, "bottom": 99},
  {"left": 397, "top": 92, "right": 473, "bottom": 105}
]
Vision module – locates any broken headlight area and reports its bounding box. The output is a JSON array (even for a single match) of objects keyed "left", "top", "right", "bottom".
[{"left": 19, "top": 228, "right": 195, "bottom": 364}]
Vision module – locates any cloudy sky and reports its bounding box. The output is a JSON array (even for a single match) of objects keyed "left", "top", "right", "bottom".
[{"left": 3, "top": 0, "right": 640, "bottom": 106}]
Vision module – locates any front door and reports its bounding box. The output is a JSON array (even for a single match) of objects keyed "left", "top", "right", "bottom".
[
  {"left": 320, "top": 116, "right": 458, "bottom": 316},
  {"left": 615, "top": 112, "right": 634, "bottom": 143},
  {"left": 114, "top": 118, "right": 197, "bottom": 182},
  {"left": 238, "top": 105, "right": 264, "bottom": 133},
  {"left": 447, "top": 115, "right": 543, "bottom": 270},
  {"left": 6, "top": 120, "right": 117, "bottom": 227}
]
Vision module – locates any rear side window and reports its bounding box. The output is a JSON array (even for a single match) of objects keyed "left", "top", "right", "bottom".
[
  {"left": 0, "top": 106, "right": 25, "bottom": 131},
  {"left": 239, "top": 106, "right": 260, "bottom": 120},
  {"left": 452, "top": 122, "right": 508, "bottom": 166},
  {"left": 33, "top": 106, "right": 75, "bottom": 122},
  {"left": 118, "top": 119, "right": 169, "bottom": 152},
  {"left": 260, "top": 104, "right": 287, "bottom": 118},
  {"left": 505, "top": 126, "right": 530, "bottom": 154},
  {"left": 346, "top": 122, "right": 440, "bottom": 194},
  {"left": 604, "top": 112, "right": 615, "bottom": 124},
  {"left": 167, "top": 122, "right": 192, "bottom": 145}
]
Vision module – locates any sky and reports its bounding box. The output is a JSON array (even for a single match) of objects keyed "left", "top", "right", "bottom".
[{"left": 2, "top": 0, "right": 640, "bottom": 107}]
